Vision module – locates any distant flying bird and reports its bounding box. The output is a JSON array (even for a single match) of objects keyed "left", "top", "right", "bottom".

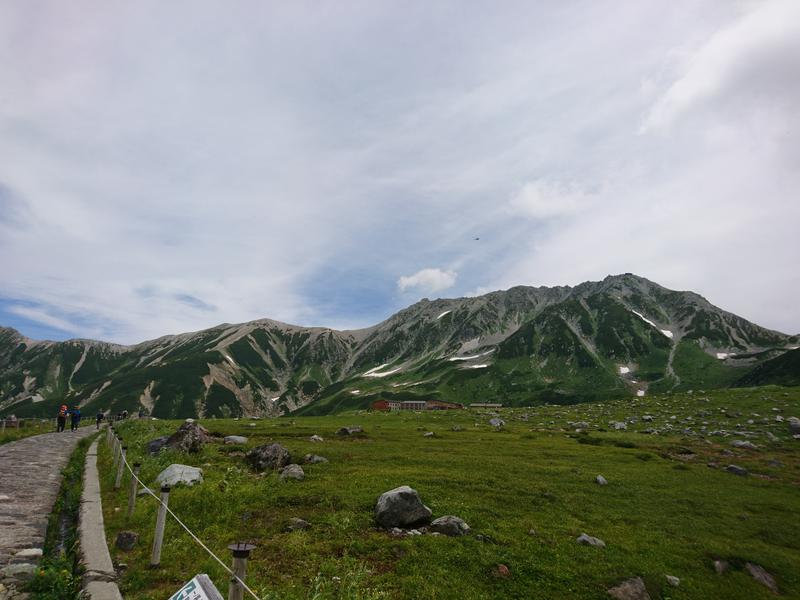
[{"left": 474, "top": 237, "right": 480, "bottom": 241}]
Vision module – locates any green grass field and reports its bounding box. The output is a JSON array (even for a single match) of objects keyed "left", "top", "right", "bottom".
[{"left": 101, "top": 387, "right": 800, "bottom": 599}]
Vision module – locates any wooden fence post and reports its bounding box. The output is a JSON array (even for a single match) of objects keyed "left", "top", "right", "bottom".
[
  {"left": 150, "top": 485, "right": 170, "bottom": 567},
  {"left": 115, "top": 446, "right": 127, "bottom": 490},
  {"left": 127, "top": 462, "right": 141, "bottom": 518},
  {"left": 227, "top": 543, "right": 255, "bottom": 600}
]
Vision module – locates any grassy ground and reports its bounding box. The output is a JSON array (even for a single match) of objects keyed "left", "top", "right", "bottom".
[
  {"left": 100, "top": 386, "right": 800, "bottom": 599},
  {"left": 28, "top": 435, "right": 95, "bottom": 599}
]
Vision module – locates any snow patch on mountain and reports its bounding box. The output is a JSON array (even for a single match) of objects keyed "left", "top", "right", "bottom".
[
  {"left": 630, "top": 310, "right": 673, "bottom": 339},
  {"left": 448, "top": 349, "right": 495, "bottom": 362},
  {"left": 436, "top": 310, "right": 451, "bottom": 319}
]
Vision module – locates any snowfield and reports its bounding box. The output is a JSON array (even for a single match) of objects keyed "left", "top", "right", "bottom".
[
  {"left": 448, "top": 349, "right": 495, "bottom": 362},
  {"left": 630, "top": 310, "right": 673, "bottom": 339}
]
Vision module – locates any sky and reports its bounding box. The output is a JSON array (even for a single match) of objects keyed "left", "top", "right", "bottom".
[{"left": 1, "top": 0, "right": 798, "bottom": 344}]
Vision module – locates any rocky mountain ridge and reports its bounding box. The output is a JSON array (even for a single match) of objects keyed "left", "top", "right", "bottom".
[{"left": 1, "top": 274, "right": 797, "bottom": 418}]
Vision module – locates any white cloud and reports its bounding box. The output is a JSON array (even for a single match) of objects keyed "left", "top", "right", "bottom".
[
  {"left": 0, "top": 1, "right": 797, "bottom": 342},
  {"left": 508, "top": 180, "right": 593, "bottom": 219},
  {"left": 7, "top": 306, "right": 83, "bottom": 336},
  {"left": 641, "top": 0, "right": 800, "bottom": 133},
  {"left": 398, "top": 268, "right": 457, "bottom": 294}
]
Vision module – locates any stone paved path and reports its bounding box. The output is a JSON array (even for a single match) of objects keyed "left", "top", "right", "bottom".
[{"left": 0, "top": 427, "right": 97, "bottom": 589}]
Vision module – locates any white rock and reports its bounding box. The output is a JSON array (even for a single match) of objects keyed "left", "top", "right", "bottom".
[{"left": 155, "top": 464, "right": 204, "bottom": 487}]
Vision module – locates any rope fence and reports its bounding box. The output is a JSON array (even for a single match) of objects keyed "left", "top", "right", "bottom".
[{"left": 107, "top": 428, "right": 262, "bottom": 600}]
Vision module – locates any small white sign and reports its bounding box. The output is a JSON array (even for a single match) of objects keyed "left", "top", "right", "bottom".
[{"left": 169, "top": 574, "right": 223, "bottom": 600}]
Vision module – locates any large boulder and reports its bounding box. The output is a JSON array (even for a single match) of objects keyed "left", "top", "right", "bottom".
[
  {"left": 375, "top": 486, "right": 432, "bottom": 528},
  {"left": 788, "top": 417, "right": 800, "bottom": 435},
  {"left": 166, "top": 421, "right": 211, "bottom": 453},
  {"left": 430, "top": 515, "right": 470, "bottom": 537},
  {"left": 576, "top": 533, "right": 605, "bottom": 547},
  {"left": 155, "top": 464, "right": 203, "bottom": 487},
  {"left": 246, "top": 443, "right": 291, "bottom": 471},
  {"left": 489, "top": 418, "right": 505, "bottom": 428}
]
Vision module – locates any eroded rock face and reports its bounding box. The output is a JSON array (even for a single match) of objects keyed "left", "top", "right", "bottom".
[
  {"left": 375, "top": 486, "right": 432, "bottom": 528},
  {"left": 166, "top": 422, "right": 211, "bottom": 453},
  {"left": 607, "top": 577, "right": 651, "bottom": 600},
  {"left": 155, "top": 464, "right": 203, "bottom": 487},
  {"left": 246, "top": 443, "right": 291, "bottom": 471},
  {"left": 430, "top": 515, "right": 470, "bottom": 537}
]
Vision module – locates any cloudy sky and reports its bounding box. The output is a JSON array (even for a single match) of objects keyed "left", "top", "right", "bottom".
[{"left": 1, "top": 0, "right": 798, "bottom": 344}]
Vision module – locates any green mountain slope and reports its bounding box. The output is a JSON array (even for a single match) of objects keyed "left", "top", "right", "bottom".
[{"left": 2, "top": 274, "right": 798, "bottom": 418}]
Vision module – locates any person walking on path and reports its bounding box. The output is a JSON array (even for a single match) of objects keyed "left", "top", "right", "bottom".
[
  {"left": 95, "top": 410, "right": 105, "bottom": 430},
  {"left": 57, "top": 404, "right": 67, "bottom": 432},
  {"left": 69, "top": 406, "right": 81, "bottom": 431}
]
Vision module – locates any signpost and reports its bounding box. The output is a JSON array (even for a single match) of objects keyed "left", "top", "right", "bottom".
[{"left": 168, "top": 574, "right": 224, "bottom": 600}]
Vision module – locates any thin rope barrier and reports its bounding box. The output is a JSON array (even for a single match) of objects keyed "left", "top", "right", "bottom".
[{"left": 117, "top": 443, "right": 263, "bottom": 600}]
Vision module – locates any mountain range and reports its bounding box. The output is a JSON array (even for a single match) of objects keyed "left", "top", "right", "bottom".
[{"left": 1, "top": 274, "right": 798, "bottom": 419}]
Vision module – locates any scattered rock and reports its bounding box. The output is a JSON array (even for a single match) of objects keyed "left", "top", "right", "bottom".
[
  {"left": 489, "top": 418, "right": 505, "bottom": 428},
  {"left": 115, "top": 531, "right": 139, "bottom": 551},
  {"left": 423, "top": 431, "right": 435, "bottom": 438},
  {"left": 725, "top": 464, "right": 748, "bottom": 477},
  {"left": 765, "top": 431, "right": 778, "bottom": 442},
  {"left": 284, "top": 517, "right": 310, "bottom": 532},
  {"left": 596, "top": 475, "right": 608, "bottom": 485},
  {"left": 336, "top": 426, "right": 363, "bottom": 436},
  {"left": 246, "top": 443, "right": 291, "bottom": 471},
  {"left": 665, "top": 575, "right": 680, "bottom": 587},
  {"left": 714, "top": 559, "right": 730, "bottom": 574},
  {"left": 429, "top": 515, "right": 470, "bottom": 537},
  {"left": 573, "top": 421, "right": 590, "bottom": 429},
  {"left": 613, "top": 422, "right": 627, "bottom": 430},
  {"left": 303, "top": 454, "right": 329, "bottom": 464},
  {"left": 375, "top": 485, "right": 432, "bottom": 528},
  {"left": 767, "top": 458, "right": 784, "bottom": 468},
  {"left": 165, "top": 422, "right": 211, "bottom": 453},
  {"left": 607, "top": 577, "right": 651, "bottom": 600},
  {"left": 642, "top": 415, "right": 654, "bottom": 422},
  {"left": 146, "top": 436, "right": 169, "bottom": 455},
  {"left": 745, "top": 563, "right": 778, "bottom": 593},
  {"left": 279, "top": 464, "right": 305, "bottom": 481},
  {"left": 309, "top": 435, "right": 324, "bottom": 442},
  {"left": 493, "top": 564, "right": 511, "bottom": 578},
  {"left": 527, "top": 528, "right": 537, "bottom": 536},
  {"left": 224, "top": 435, "right": 248, "bottom": 445},
  {"left": 155, "top": 464, "right": 203, "bottom": 487},
  {"left": 731, "top": 440, "right": 757, "bottom": 450},
  {"left": 451, "top": 425, "right": 463, "bottom": 432},
  {"left": 787, "top": 417, "right": 800, "bottom": 435},
  {"left": 576, "top": 533, "right": 605, "bottom": 547}
]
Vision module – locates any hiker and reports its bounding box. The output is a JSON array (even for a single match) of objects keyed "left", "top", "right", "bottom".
[
  {"left": 69, "top": 406, "right": 81, "bottom": 431},
  {"left": 57, "top": 404, "right": 68, "bottom": 432},
  {"left": 95, "top": 410, "right": 105, "bottom": 430}
]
